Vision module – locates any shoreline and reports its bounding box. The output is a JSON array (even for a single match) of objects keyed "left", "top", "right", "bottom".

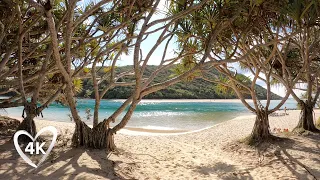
[
  {"left": 17, "top": 108, "right": 318, "bottom": 137},
  {"left": 6, "top": 114, "right": 256, "bottom": 136},
  {"left": 119, "top": 114, "right": 257, "bottom": 136},
  {"left": 3, "top": 109, "right": 318, "bottom": 136}
]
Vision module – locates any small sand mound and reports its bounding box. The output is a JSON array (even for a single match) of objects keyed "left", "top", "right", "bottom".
[{"left": 0, "top": 116, "right": 20, "bottom": 136}]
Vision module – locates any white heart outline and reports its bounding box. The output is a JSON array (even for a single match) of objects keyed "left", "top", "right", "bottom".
[{"left": 13, "top": 126, "right": 58, "bottom": 168}]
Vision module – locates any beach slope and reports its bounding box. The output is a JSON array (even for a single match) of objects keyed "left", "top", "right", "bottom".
[{"left": 0, "top": 110, "right": 319, "bottom": 179}]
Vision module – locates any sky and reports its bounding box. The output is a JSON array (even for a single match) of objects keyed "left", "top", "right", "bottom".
[
  {"left": 80, "top": 0, "right": 304, "bottom": 98},
  {"left": 115, "top": 0, "right": 176, "bottom": 66},
  {"left": 80, "top": 0, "right": 174, "bottom": 66}
]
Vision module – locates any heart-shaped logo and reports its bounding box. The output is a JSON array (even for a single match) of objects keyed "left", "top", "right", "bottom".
[{"left": 13, "top": 126, "right": 58, "bottom": 168}]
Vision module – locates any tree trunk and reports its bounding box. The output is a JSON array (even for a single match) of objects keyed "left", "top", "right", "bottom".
[
  {"left": 249, "top": 110, "right": 271, "bottom": 144},
  {"left": 71, "top": 118, "right": 116, "bottom": 151},
  {"left": 93, "top": 100, "right": 100, "bottom": 127},
  {"left": 294, "top": 101, "right": 320, "bottom": 133},
  {"left": 15, "top": 103, "right": 37, "bottom": 143}
]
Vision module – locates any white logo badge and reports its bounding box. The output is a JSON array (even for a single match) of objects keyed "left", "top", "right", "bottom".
[{"left": 13, "top": 126, "right": 58, "bottom": 168}]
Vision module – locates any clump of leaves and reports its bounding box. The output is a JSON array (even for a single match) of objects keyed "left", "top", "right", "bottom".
[
  {"left": 171, "top": 56, "right": 201, "bottom": 82},
  {"left": 83, "top": 67, "right": 90, "bottom": 74},
  {"left": 85, "top": 108, "right": 92, "bottom": 121},
  {"left": 213, "top": 76, "right": 235, "bottom": 98},
  {"left": 84, "top": 90, "right": 93, "bottom": 98},
  {"left": 73, "top": 78, "right": 83, "bottom": 93},
  {"left": 103, "top": 67, "right": 112, "bottom": 73}
]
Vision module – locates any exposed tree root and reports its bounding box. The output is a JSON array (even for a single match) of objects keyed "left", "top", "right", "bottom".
[
  {"left": 246, "top": 110, "right": 272, "bottom": 145},
  {"left": 72, "top": 119, "right": 116, "bottom": 151},
  {"left": 15, "top": 117, "right": 37, "bottom": 143},
  {"left": 293, "top": 102, "right": 320, "bottom": 134}
]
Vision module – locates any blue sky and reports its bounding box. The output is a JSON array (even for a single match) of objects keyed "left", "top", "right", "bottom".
[
  {"left": 79, "top": 0, "right": 174, "bottom": 66},
  {"left": 79, "top": 0, "right": 302, "bottom": 98}
]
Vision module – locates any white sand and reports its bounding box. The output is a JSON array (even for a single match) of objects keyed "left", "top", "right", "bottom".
[{"left": 1, "top": 110, "right": 319, "bottom": 179}]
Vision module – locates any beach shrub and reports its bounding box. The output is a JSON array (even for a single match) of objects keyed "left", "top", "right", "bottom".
[{"left": 296, "top": 102, "right": 302, "bottom": 110}]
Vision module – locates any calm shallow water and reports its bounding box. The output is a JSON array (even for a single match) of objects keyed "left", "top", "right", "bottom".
[{"left": 1, "top": 99, "right": 298, "bottom": 130}]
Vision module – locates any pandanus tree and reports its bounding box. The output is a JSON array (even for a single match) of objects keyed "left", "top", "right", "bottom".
[
  {"left": 88, "top": 8, "right": 143, "bottom": 127},
  {"left": 73, "top": 0, "right": 232, "bottom": 150},
  {"left": 0, "top": 0, "right": 68, "bottom": 141},
  {"left": 209, "top": 0, "right": 320, "bottom": 141},
  {"left": 269, "top": 0, "right": 320, "bottom": 133},
  {"left": 39, "top": 0, "right": 145, "bottom": 149},
  {"left": 289, "top": 1, "right": 320, "bottom": 133},
  {"left": 100, "top": 0, "right": 252, "bottom": 150},
  {"left": 40, "top": 0, "right": 240, "bottom": 151},
  {"left": 0, "top": 0, "right": 113, "bottom": 140},
  {"left": 206, "top": 33, "right": 304, "bottom": 143},
  {"left": 275, "top": 28, "right": 320, "bottom": 133},
  {"left": 38, "top": 0, "right": 211, "bottom": 150},
  {"left": 173, "top": 0, "right": 303, "bottom": 143}
]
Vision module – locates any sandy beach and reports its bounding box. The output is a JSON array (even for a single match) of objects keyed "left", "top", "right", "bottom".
[{"left": 0, "top": 110, "right": 319, "bottom": 179}]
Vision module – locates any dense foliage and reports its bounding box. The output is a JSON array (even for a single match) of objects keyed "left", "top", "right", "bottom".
[{"left": 77, "top": 65, "right": 282, "bottom": 100}]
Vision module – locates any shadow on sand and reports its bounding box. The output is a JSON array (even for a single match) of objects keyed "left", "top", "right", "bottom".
[
  {"left": 0, "top": 135, "right": 135, "bottom": 180},
  {"left": 193, "top": 161, "right": 254, "bottom": 180},
  {"left": 217, "top": 134, "right": 320, "bottom": 179}
]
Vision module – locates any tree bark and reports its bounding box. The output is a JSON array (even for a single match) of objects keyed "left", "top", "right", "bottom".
[
  {"left": 72, "top": 118, "right": 116, "bottom": 151},
  {"left": 294, "top": 101, "right": 320, "bottom": 133},
  {"left": 72, "top": 98, "right": 139, "bottom": 151},
  {"left": 92, "top": 58, "right": 99, "bottom": 127},
  {"left": 249, "top": 110, "right": 271, "bottom": 144},
  {"left": 93, "top": 100, "right": 100, "bottom": 127},
  {"left": 15, "top": 103, "right": 37, "bottom": 143}
]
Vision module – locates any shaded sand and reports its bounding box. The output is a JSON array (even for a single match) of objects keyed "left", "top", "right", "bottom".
[{"left": 0, "top": 110, "right": 319, "bottom": 179}]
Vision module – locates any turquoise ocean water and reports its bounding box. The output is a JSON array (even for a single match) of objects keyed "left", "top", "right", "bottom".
[{"left": 1, "top": 99, "right": 298, "bottom": 130}]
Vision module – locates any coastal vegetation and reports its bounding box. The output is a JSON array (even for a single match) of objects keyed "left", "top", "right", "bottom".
[
  {"left": 0, "top": 0, "right": 319, "bottom": 155},
  {"left": 76, "top": 65, "right": 282, "bottom": 99},
  {"left": 170, "top": 0, "right": 320, "bottom": 143}
]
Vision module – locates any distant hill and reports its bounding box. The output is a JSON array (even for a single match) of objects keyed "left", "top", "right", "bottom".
[{"left": 78, "top": 65, "right": 282, "bottom": 100}]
